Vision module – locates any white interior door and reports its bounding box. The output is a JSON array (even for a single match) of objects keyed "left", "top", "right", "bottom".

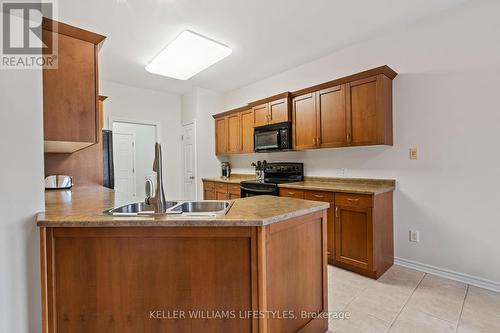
[
  {"left": 182, "top": 122, "right": 197, "bottom": 200},
  {"left": 113, "top": 133, "right": 136, "bottom": 196}
]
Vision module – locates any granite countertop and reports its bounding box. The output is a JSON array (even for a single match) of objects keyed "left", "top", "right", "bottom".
[
  {"left": 203, "top": 175, "right": 395, "bottom": 195},
  {"left": 278, "top": 177, "right": 396, "bottom": 195},
  {"left": 202, "top": 174, "right": 255, "bottom": 184},
  {"left": 37, "top": 187, "right": 329, "bottom": 228}
]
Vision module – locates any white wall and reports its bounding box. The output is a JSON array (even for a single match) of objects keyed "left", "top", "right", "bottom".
[
  {"left": 223, "top": 0, "right": 500, "bottom": 285},
  {"left": 101, "top": 80, "right": 184, "bottom": 200},
  {"left": 181, "top": 88, "right": 224, "bottom": 199},
  {"left": 0, "top": 16, "right": 45, "bottom": 333}
]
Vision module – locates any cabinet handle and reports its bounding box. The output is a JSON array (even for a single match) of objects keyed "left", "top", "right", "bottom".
[
  {"left": 347, "top": 198, "right": 359, "bottom": 202},
  {"left": 314, "top": 194, "right": 324, "bottom": 198},
  {"left": 288, "top": 192, "right": 295, "bottom": 195},
  {"left": 335, "top": 206, "right": 339, "bottom": 217},
  {"left": 317, "top": 137, "right": 321, "bottom": 145},
  {"left": 313, "top": 138, "right": 316, "bottom": 145},
  {"left": 347, "top": 132, "right": 351, "bottom": 143}
]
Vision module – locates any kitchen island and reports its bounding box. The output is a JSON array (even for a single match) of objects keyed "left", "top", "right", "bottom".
[{"left": 37, "top": 187, "right": 329, "bottom": 333}]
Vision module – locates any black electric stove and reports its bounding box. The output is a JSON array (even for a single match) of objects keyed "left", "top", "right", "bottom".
[{"left": 240, "top": 162, "right": 303, "bottom": 197}]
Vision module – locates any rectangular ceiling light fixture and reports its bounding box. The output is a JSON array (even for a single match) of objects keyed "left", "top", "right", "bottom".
[{"left": 145, "top": 30, "right": 232, "bottom": 80}]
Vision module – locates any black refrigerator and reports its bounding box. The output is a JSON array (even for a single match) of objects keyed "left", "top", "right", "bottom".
[{"left": 102, "top": 130, "right": 114, "bottom": 189}]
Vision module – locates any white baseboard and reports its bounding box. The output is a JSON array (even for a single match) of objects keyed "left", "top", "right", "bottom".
[{"left": 394, "top": 257, "right": 500, "bottom": 293}]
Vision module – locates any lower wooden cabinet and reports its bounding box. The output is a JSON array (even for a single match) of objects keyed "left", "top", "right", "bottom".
[
  {"left": 280, "top": 188, "right": 394, "bottom": 278},
  {"left": 203, "top": 181, "right": 241, "bottom": 200},
  {"left": 334, "top": 192, "right": 393, "bottom": 279}
]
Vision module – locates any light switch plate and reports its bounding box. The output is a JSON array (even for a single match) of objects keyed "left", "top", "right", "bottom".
[
  {"left": 409, "top": 148, "right": 418, "bottom": 160},
  {"left": 410, "top": 230, "right": 420, "bottom": 242}
]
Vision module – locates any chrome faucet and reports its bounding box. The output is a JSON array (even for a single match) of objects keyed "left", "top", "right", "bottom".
[{"left": 145, "top": 143, "right": 167, "bottom": 213}]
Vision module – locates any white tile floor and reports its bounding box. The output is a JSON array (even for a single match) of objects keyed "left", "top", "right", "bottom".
[{"left": 327, "top": 265, "right": 500, "bottom": 333}]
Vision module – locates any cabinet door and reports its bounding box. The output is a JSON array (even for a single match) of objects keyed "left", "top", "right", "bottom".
[
  {"left": 253, "top": 103, "right": 269, "bottom": 127},
  {"left": 215, "top": 190, "right": 229, "bottom": 200},
  {"left": 334, "top": 205, "right": 373, "bottom": 270},
  {"left": 317, "top": 85, "right": 347, "bottom": 148},
  {"left": 268, "top": 98, "right": 289, "bottom": 124},
  {"left": 204, "top": 189, "right": 215, "bottom": 200},
  {"left": 240, "top": 110, "right": 255, "bottom": 153},
  {"left": 304, "top": 191, "right": 335, "bottom": 263},
  {"left": 215, "top": 117, "right": 228, "bottom": 155},
  {"left": 292, "top": 93, "right": 317, "bottom": 150},
  {"left": 43, "top": 30, "right": 97, "bottom": 143},
  {"left": 227, "top": 113, "right": 241, "bottom": 154},
  {"left": 346, "top": 76, "right": 379, "bottom": 146}
]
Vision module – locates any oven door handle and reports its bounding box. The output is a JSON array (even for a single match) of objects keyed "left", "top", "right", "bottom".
[{"left": 240, "top": 186, "right": 276, "bottom": 193}]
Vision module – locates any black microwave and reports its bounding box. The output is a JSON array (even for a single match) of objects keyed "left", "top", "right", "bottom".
[{"left": 254, "top": 121, "right": 292, "bottom": 152}]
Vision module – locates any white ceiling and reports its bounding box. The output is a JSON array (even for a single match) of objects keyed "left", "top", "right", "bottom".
[{"left": 57, "top": 0, "right": 467, "bottom": 94}]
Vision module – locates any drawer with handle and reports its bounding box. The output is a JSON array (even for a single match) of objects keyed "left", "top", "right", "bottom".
[
  {"left": 304, "top": 190, "right": 334, "bottom": 202},
  {"left": 215, "top": 182, "right": 228, "bottom": 192},
  {"left": 335, "top": 193, "right": 373, "bottom": 208},
  {"left": 279, "top": 188, "right": 305, "bottom": 199},
  {"left": 228, "top": 184, "right": 241, "bottom": 195}
]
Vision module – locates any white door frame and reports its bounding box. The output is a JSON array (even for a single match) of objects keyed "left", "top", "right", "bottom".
[
  {"left": 182, "top": 120, "right": 198, "bottom": 200},
  {"left": 108, "top": 116, "right": 161, "bottom": 142},
  {"left": 113, "top": 132, "right": 137, "bottom": 196}
]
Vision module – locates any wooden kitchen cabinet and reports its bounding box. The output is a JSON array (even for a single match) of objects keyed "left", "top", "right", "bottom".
[
  {"left": 203, "top": 181, "right": 216, "bottom": 200},
  {"left": 334, "top": 192, "right": 393, "bottom": 278},
  {"left": 203, "top": 181, "right": 241, "bottom": 200},
  {"left": 42, "top": 18, "right": 106, "bottom": 153},
  {"left": 251, "top": 93, "right": 291, "bottom": 127},
  {"left": 346, "top": 75, "right": 393, "bottom": 146},
  {"left": 279, "top": 188, "right": 305, "bottom": 199},
  {"left": 292, "top": 93, "right": 317, "bottom": 150},
  {"left": 240, "top": 109, "right": 254, "bottom": 153},
  {"left": 304, "top": 190, "right": 335, "bottom": 264},
  {"left": 215, "top": 116, "right": 228, "bottom": 155},
  {"left": 215, "top": 107, "right": 255, "bottom": 155},
  {"left": 227, "top": 113, "right": 241, "bottom": 154},
  {"left": 317, "top": 85, "right": 347, "bottom": 148},
  {"left": 213, "top": 66, "right": 396, "bottom": 153}
]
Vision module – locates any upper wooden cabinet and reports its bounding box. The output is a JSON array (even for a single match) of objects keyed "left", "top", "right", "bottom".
[
  {"left": 227, "top": 113, "right": 241, "bottom": 154},
  {"left": 251, "top": 93, "right": 291, "bottom": 127},
  {"left": 215, "top": 107, "right": 254, "bottom": 155},
  {"left": 292, "top": 93, "right": 317, "bottom": 150},
  {"left": 213, "top": 66, "right": 396, "bottom": 154},
  {"left": 42, "top": 18, "right": 106, "bottom": 153},
  {"left": 215, "top": 116, "right": 228, "bottom": 155},
  {"left": 293, "top": 69, "right": 395, "bottom": 150},
  {"left": 347, "top": 75, "right": 393, "bottom": 146},
  {"left": 240, "top": 109, "right": 255, "bottom": 153}
]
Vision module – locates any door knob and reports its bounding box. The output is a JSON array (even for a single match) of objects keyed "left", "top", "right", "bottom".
[{"left": 189, "top": 176, "right": 195, "bottom": 180}]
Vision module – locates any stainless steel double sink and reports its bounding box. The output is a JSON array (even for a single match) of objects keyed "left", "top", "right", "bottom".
[{"left": 104, "top": 200, "right": 233, "bottom": 217}]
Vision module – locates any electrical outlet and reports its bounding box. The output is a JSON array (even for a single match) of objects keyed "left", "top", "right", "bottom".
[
  {"left": 340, "top": 168, "right": 346, "bottom": 177},
  {"left": 409, "top": 148, "right": 418, "bottom": 160},
  {"left": 409, "top": 230, "right": 420, "bottom": 242}
]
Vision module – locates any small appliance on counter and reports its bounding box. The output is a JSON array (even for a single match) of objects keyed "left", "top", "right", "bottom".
[
  {"left": 45, "top": 175, "right": 73, "bottom": 190},
  {"left": 240, "top": 162, "right": 303, "bottom": 197},
  {"left": 221, "top": 162, "right": 231, "bottom": 179}
]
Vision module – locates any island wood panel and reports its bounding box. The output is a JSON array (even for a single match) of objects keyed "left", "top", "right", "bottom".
[
  {"left": 41, "top": 227, "right": 256, "bottom": 333},
  {"left": 40, "top": 212, "right": 328, "bottom": 333},
  {"left": 264, "top": 212, "right": 328, "bottom": 333},
  {"left": 241, "top": 109, "right": 255, "bottom": 153},
  {"left": 304, "top": 191, "right": 335, "bottom": 265}
]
